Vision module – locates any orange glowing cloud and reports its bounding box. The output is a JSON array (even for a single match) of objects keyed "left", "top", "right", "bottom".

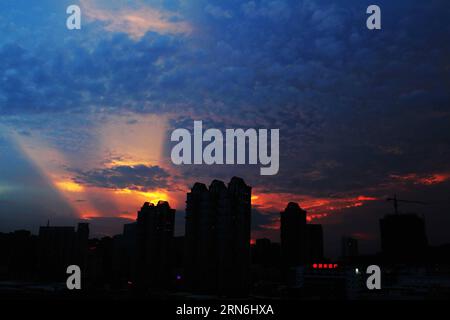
[
  {"left": 390, "top": 172, "right": 450, "bottom": 186},
  {"left": 251, "top": 189, "right": 378, "bottom": 230},
  {"left": 81, "top": 0, "right": 192, "bottom": 39},
  {"left": 68, "top": 113, "right": 175, "bottom": 219},
  {"left": 4, "top": 113, "right": 174, "bottom": 222},
  {"left": 76, "top": 185, "right": 176, "bottom": 221},
  {"left": 55, "top": 180, "right": 85, "bottom": 193},
  {"left": 112, "top": 188, "right": 172, "bottom": 219}
]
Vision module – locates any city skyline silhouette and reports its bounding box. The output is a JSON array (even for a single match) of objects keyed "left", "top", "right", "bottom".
[{"left": 1, "top": 176, "right": 450, "bottom": 299}]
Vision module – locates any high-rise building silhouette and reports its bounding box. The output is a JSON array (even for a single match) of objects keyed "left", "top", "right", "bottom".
[
  {"left": 122, "top": 222, "right": 137, "bottom": 284},
  {"left": 380, "top": 213, "right": 428, "bottom": 263},
  {"left": 136, "top": 201, "right": 175, "bottom": 289},
  {"left": 184, "top": 182, "right": 214, "bottom": 292},
  {"left": 281, "top": 203, "right": 324, "bottom": 266},
  {"left": 173, "top": 236, "right": 185, "bottom": 288},
  {"left": 280, "top": 202, "right": 307, "bottom": 266},
  {"left": 184, "top": 177, "right": 251, "bottom": 296},
  {"left": 219, "top": 177, "right": 252, "bottom": 295}
]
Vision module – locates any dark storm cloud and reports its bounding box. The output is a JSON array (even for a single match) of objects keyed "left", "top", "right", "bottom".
[{"left": 75, "top": 165, "right": 170, "bottom": 190}]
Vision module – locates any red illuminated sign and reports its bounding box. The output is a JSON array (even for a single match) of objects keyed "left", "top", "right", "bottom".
[{"left": 312, "top": 263, "right": 338, "bottom": 269}]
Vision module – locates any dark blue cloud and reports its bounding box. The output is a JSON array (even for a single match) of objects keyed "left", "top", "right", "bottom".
[
  {"left": 74, "top": 164, "right": 170, "bottom": 190},
  {"left": 1, "top": 1, "right": 449, "bottom": 188}
]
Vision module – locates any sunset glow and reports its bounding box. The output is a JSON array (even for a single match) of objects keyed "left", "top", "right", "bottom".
[
  {"left": 252, "top": 190, "right": 378, "bottom": 217},
  {"left": 55, "top": 181, "right": 85, "bottom": 193}
]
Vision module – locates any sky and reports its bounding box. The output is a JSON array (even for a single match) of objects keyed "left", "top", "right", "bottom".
[{"left": 0, "top": 0, "right": 449, "bottom": 257}]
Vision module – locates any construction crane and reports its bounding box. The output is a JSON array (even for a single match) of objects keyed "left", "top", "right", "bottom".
[{"left": 386, "top": 194, "right": 429, "bottom": 214}]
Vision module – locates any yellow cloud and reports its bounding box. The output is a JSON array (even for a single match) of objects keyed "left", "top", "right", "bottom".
[
  {"left": 55, "top": 180, "right": 85, "bottom": 193},
  {"left": 114, "top": 188, "right": 169, "bottom": 205}
]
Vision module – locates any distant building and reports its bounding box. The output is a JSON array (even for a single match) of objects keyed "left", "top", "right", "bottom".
[
  {"left": 184, "top": 182, "right": 213, "bottom": 292},
  {"left": 0, "top": 230, "right": 37, "bottom": 280},
  {"left": 342, "top": 237, "right": 359, "bottom": 259},
  {"left": 173, "top": 236, "right": 185, "bottom": 289},
  {"left": 280, "top": 202, "right": 307, "bottom": 266},
  {"left": 136, "top": 201, "right": 175, "bottom": 289},
  {"left": 184, "top": 177, "right": 251, "bottom": 296},
  {"left": 280, "top": 203, "right": 323, "bottom": 266},
  {"left": 122, "top": 222, "right": 137, "bottom": 283},
  {"left": 380, "top": 213, "right": 428, "bottom": 263},
  {"left": 252, "top": 238, "right": 278, "bottom": 267},
  {"left": 38, "top": 222, "right": 89, "bottom": 280},
  {"left": 109, "top": 223, "right": 137, "bottom": 288}
]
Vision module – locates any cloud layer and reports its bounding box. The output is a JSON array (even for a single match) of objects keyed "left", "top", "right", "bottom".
[{"left": 75, "top": 164, "right": 170, "bottom": 190}]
